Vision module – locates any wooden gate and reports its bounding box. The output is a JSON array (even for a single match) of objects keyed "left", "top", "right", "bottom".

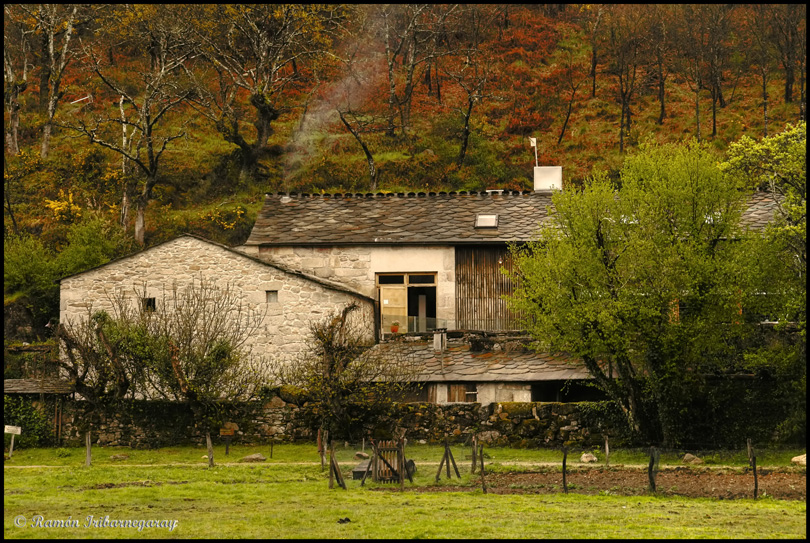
[{"left": 374, "top": 440, "right": 401, "bottom": 483}]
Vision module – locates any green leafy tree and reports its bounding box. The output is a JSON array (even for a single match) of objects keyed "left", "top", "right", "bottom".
[
  {"left": 722, "top": 122, "right": 806, "bottom": 441},
  {"left": 509, "top": 140, "right": 759, "bottom": 446}
]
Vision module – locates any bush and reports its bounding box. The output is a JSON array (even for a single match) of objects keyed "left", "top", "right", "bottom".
[
  {"left": 3, "top": 395, "right": 55, "bottom": 448},
  {"left": 4, "top": 217, "right": 134, "bottom": 331},
  {"left": 3, "top": 235, "right": 58, "bottom": 329},
  {"left": 55, "top": 215, "right": 135, "bottom": 278}
]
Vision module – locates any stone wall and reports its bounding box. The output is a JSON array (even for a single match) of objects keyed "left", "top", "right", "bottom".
[
  {"left": 56, "top": 398, "right": 630, "bottom": 449},
  {"left": 244, "top": 244, "right": 457, "bottom": 329},
  {"left": 60, "top": 236, "right": 375, "bottom": 363}
]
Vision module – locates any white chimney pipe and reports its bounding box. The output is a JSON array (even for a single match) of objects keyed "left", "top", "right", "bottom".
[
  {"left": 433, "top": 328, "right": 447, "bottom": 353},
  {"left": 534, "top": 166, "right": 562, "bottom": 192}
]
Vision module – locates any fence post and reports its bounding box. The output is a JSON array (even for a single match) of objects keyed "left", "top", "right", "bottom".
[
  {"left": 399, "top": 438, "right": 405, "bottom": 492},
  {"left": 752, "top": 455, "right": 758, "bottom": 499},
  {"left": 604, "top": 435, "right": 610, "bottom": 467},
  {"left": 328, "top": 440, "right": 334, "bottom": 489},
  {"left": 747, "top": 438, "right": 758, "bottom": 499},
  {"left": 562, "top": 446, "right": 568, "bottom": 494},
  {"left": 471, "top": 435, "right": 478, "bottom": 474},
  {"left": 647, "top": 447, "right": 657, "bottom": 493},
  {"left": 479, "top": 443, "right": 487, "bottom": 494}
]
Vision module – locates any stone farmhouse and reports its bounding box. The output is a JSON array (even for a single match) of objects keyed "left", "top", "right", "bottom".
[{"left": 58, "top": 167, "right": 780, "bottom": 406}]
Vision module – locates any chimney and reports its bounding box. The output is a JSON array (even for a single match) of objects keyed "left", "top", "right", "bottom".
[
  {"left": 534, "top": 166, "right": 562, "bottom": 192},
  {"left": 433, "top": 328, "right": 447, "bottom": 353}
]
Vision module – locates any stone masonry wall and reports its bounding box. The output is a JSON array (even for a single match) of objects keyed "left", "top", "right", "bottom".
[
  {"left": 244, "top": 244, "right": 457, "bottom": 329},
  {"left": 56, "top": 398, "right": 630, "bottom": 449},
  {"left": 60, "top": 236, "right": 375, "bottom": 363}
]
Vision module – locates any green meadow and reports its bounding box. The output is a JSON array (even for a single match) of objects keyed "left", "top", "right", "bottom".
[{"left": 4, "top": 444, "right": 806, "bottom": 539}]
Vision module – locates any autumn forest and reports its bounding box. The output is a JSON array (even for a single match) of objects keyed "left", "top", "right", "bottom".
[{"left": 3, "top": 5, "right": 807, "bottom": 323}]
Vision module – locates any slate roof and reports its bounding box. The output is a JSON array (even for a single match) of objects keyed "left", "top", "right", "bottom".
[
  {"left": 739, "top": 191, "right": 782, "bottom": 231},
  {"left": 245, "top": 190, "right": 778, "bottom": 246},
  {"left": 364, "top": 340, "right": 592, "bottom": 382},
  {"left": 245, "top": 190, "right": 554, "bottom": 246},
  {"left": 4, "top": 378, "right": 75, "bottom": 394},
  {"left": 57, "top": 234, "right": 374, "bottom": 304}
]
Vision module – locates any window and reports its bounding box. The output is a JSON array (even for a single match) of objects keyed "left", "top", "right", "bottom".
[
  {"left": 377, "top": 273, "right": 437, "bottom": 333},
  {"left": 448, "top": 383, "right": 477, "bottom": 403},
  {"left": 266, "top": 290, "right": 279, "bottom": 303},
  {"left": 142, "top": 297, "right": 156, "bottom": 312},
  {"left": 475, "top": 214, "right": 499, "bottom": 228}
]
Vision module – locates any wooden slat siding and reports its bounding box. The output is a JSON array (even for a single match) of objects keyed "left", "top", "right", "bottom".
[{"left": 455, "top": 246, "right": 522, "bottom": 331}]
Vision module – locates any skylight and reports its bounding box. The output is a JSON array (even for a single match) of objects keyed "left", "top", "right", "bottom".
[{"left": 475, "top": 214, "right": 499, "bottom": 228}]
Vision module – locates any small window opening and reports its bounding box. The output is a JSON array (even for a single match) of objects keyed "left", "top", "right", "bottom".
[
  {"left": 377, "top": 274, "right": 405, "bottom": 284},
  {"left": 142, "top": 297, "right": 156, "bottom": 312},
  {"left": 475, "top": 214, "right": 498, "bottom": 228},
  {"left": 266, "top": 290, "right": 279, "bottom": 303}
]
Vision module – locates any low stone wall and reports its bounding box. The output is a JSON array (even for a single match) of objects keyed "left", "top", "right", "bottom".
[{"left": 56, "top": 398, "right": 630, "bottom": 449}]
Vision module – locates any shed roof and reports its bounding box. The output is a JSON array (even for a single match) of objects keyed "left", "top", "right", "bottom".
[
  {"left": 4, "top": 378, "right": 75, "bottom": 394},
  {"left": 364, "top": 340, "right": 591, "bottom": 382},
  {"left": 245, "top": 190, "right": 779, "bottom": 247}
]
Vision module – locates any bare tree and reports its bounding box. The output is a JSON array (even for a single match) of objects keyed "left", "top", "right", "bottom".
[
  {"left": 67, "top": 6, "right": 197, "bottom": 245},
  {"left": 742, "top": 5, "right": 778, "bottom": 137},
  {"left": 769, "top": 4, "right": 804, "bottom": 105},
  {"left": 579, "top": 4, "right": 605, "bottom": 99},
  {"left": 18, "top": 4, "right": 88, "bottom": 158},
  {"left": 189, "top": 5, "right": 341, "bottom": 183},
  {"left": 60, "top": 279, "right": 269, "bottom": 467},
  {"left": 3, "top": 5, "right": 35, "bottom": 156},
  {"left": 441, "top": 5, "right": 498, "bottom": 167},
  {"left": 604, "top": 5, "right": 644, "bottom": 152},
  {"left": 57, "top": 303, "right": 150, "bottom": 466},
  {"left": 272, "top": 303, "right": 422, "bottom": 445},
  {"left": 142, "top": 280, "right": 269, "bottom": 468},
  {"left": 674, "top": 5, "right": 712, "bottom": 142},
  {"left": 643, "top": 4, "right": 676, "bottom": 125},
  {"left": 372, "top": 4, "right": 459, "bottom": 138},
  {"left": 704, "top": 4, "right": 736, "bottom": 137}
]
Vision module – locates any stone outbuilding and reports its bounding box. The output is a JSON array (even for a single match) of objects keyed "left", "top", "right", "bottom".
[{"left": 59, "top": 234, "right": 376, "bottom": 361}]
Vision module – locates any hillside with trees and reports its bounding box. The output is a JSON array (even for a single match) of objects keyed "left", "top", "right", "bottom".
[{"left": 4, "top": 4, "right": 807, "bottom": 337}]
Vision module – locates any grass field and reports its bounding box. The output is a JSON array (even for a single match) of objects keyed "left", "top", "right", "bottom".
[{"left": 4, "top": 443, "right": 806, "bottom": 539}]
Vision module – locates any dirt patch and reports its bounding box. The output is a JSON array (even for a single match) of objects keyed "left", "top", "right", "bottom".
[
  {"left": 85, "top": 480, "right": 189, "bottom": 490},
  {"left": 382, "top": 467, "right": 806, "bottom": 500}
]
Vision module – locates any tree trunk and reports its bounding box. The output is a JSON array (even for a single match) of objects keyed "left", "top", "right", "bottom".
[
  {"left": 784, "top": 64, "right": 795, "bottom": 104},
  {"left": 120, "top": 191, "right": 131, "bottom": 229},
  {"left": 557, "top": 99, "right": 574, "bottom": 145},
  {"left": 134, "top": 203, "right": 146, "bottom": 246},
  {"left": 243, "top": 92, "right": 280, "bottom": 181},
  {"left": 457, "top": 100, "right": 474, "bottom": 166},
  {"left": 5, "top": 82, "right": 24, "bottom": 155},
  {"left": 657, "top": 60, "right": 666, "bottom": 124},
  {"left": 40, "top": 121, "right": 52, "bottom": 159},
  {"left": 762, "top": 68, "right": 769, "bottom": 137},
  {"left": 338, "top": 111, "right": 377, "bottom": 191}
]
